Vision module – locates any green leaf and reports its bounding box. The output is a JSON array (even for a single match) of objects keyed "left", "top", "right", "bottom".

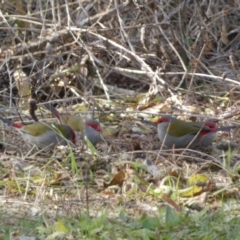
[
  {"left": 140, "top": 214, "right": 161, "bottom": 230},
  {"left": 165, "top": 206, "right": 181, "bottom": 226},
  {"left": 56, "top": 218, "right": 68, "bottom": 233}
]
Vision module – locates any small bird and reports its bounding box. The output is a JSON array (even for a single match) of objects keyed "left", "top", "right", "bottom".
[
  {"left": 0, "top": 116, "right": 76, "bottom": 148},
  {"left": 153, "top": 116, "right": 236, "bottom": 149},
  {"left": 43, "top": 103, "right": 102, "bottom": 146}
]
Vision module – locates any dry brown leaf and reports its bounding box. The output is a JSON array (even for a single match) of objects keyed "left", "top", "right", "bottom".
[
  {"left": 104, "top": 170, "right": 127, "bottom": 188},
  {"left": 161, "top": 193, "right": 181, "bottom": 212}
]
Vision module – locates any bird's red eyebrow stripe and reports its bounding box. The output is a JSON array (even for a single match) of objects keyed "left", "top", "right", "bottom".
[
  {"left": 12, "top": 122, "right": 23, "bottom": 128},
  {"left": 70, "top": 129, "right": 76, "bottom": 144},
  {"left": 198, "top": 123, "right": 217, "bottom": 137},
  {"left": 204, "top": 123, "right": 217, "bottom": 129},
  {"left": 86, "top": 122, "right": 102, "bottom": 131},
  {"left": 154, "top": 118, "right": 169, "bottom": 124}
]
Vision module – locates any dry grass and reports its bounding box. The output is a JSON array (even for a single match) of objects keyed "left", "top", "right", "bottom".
[{"left": 0, "top": 0, "right": 240, "bottom": 238}]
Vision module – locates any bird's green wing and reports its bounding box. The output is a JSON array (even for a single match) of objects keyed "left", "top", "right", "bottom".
[
  {"left": 167, "top": 120, "right": 204, "bottom": 137},
  {"left": 21, "top": 123, "right": 51, "bottom": 136},
  {"left": 60, "top": 115, "right": 84, "bottom": 132}
]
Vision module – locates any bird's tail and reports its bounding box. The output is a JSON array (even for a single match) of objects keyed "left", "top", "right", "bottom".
[
  {"left": 0, "top": 116, "right": 12, "bottom": 126},
  {"left": 43, "top": 103, "right": 61, "bottom": 122}
]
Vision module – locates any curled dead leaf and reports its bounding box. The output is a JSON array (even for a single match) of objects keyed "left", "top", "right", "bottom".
[
  {"left": 161, "top": 193, "right": 181, "bottom": 212},
  {"left": 104, "top": 170, "right": 127, "bottom": 188}
]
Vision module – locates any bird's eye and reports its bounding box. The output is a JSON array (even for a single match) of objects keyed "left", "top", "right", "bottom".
[
  {"left": 88, "top": 123, "right": 94, "bottom": 128},
  {"left": 205, "top": 123, "right": 216, "bottom": 130}
]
